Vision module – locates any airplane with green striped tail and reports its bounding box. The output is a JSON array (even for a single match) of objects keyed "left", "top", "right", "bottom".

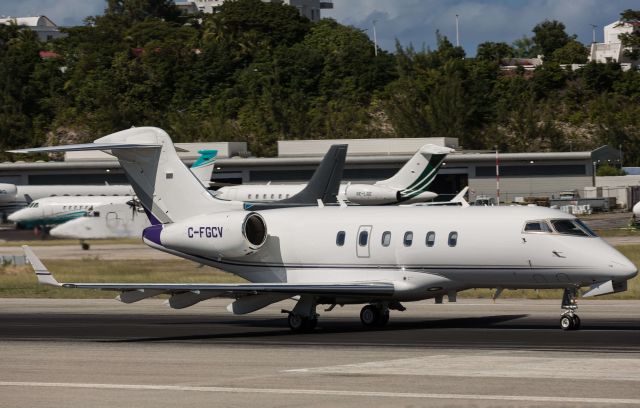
[{"left": 215, "top": 144, "right": 454, "bottom": 205}]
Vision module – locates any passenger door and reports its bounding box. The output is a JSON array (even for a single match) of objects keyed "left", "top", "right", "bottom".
[{"left": 356, "top": 225, "right": 372, "bottom": 258}]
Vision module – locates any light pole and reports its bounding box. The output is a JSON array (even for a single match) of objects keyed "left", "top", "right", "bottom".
[
  {"left": 372, "top": 19, "right": 378, "bottom": 57},
  {"left": 455, "top": 14, "right": 460, "bottom": 47}
]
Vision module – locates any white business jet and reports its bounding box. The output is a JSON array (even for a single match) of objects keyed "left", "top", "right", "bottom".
[
  {"left": 14, "top": 127, "right": 637, "bottom": 332},
  {"left": 215, "top": 144, "right": 452, "bottom": 205}
]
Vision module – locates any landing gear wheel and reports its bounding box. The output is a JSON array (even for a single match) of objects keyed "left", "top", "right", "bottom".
[
  {"left": 571, "top": 314, "right": 581, "bottom": 330},
  {"left": 287, "top": 313, "right": 317, "bottom": 332},
  {"left": 360, "top": 305, "right": 380, "bottom": 327},
  {"left": 81, "top": 242, "right": 90, "bottom": 250},
  {"left": 360, "top": 305, "right": 389, "bottom": 328},
  {"left": 560, "top": 315, "right": 573, "bottom": 330}
]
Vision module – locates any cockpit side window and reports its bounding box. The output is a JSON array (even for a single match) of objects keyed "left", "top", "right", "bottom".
[
  {"left": 574, "top": 219, "right": 597, "bottom": 237},
  {"left": 523, "top": 220, "right": 552, "bottom": 233},
  {"left": 550, "top": 219, "right": 590, "bottom": 237}
]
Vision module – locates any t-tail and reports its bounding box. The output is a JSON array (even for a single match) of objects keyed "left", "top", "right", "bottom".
[
  {"left": 244, "top": 144, "right": 347, "bottom": 210},
  {"left": 189, "top": 149, "right": 217, "bottom": 184},
  {"left": 376, "top": 144, "right": 453, "bottom": 203},
  {"left": 9, "top": 127, "right": 242, "bottom": 224}
]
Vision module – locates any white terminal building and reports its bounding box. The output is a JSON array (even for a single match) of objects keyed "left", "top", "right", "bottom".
[
  {"left": 589, "top": 20, "right": 640, "bottom": 70},
  {"left": 0, "top": 16, "right": 65, "bottom": 42},
  {"left": 175, "top": 0, "right": 333, "bottom": 22}
]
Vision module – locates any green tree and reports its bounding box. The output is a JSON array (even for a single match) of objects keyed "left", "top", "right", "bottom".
[
  {"left": 550, "top": 39, "right": 588, "bottom": 63},
  {"left": 618, "top": 9, "right": 640, "bottom": 60},
  {"left": 532, "top": 20, "right": 571, "bottom": 58},
  {"left": 476, "top": 41, "right": 514, "bottom": 62}
]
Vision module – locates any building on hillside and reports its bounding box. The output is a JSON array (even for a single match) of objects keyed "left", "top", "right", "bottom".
[
  {"left": 175, "top": 0, "right": 333, "bottom": 22},
  {"left": 0, "top": 16, "right": 66, "bottom": 42},
  {"left": 498, "top": 56, "right": 543, "bottom": 75},
  {"left": 589, "top": 20, "right": 640, "bottom": 70}
]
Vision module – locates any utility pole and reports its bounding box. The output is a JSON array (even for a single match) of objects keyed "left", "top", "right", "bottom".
[
  {"left": 590, "top": 24, "right": 597, "bottom": 43},
  {"left": 372, "top": 19, "right": 378, "bottom": 57},
  {"left": 455, "top": 14, "right": 460, "bottom": 47}
]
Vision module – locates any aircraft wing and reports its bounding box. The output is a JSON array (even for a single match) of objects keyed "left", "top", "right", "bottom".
[{"left": 24, "top": 246, "right": 394, "bottom": 307}]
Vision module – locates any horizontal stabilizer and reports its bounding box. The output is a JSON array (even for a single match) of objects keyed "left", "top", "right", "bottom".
[{"left": 8, "top": 143, "right": 161, "bottom": 154}]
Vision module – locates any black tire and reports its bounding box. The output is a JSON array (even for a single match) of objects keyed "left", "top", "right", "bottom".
[
  {"left": 288, "top": 314, "right": 316, "bottom": 332},
  {"left": 288, "top": 313, "right": 305, "bottom": 331},
  {"left": 560, "top": 315, "right": 573, "bottom": 330},
  {"left": 81, "top": 243, "right": 90, "bottom": 250},
  {"left": 376, "top": 311, "right": 390, "bottom": 327},
  {"left": 572, "top": 315, "right": 581, "bottom": 330},
  {"left": 360, "top": 305, "right": 380, "bottom": 327}
]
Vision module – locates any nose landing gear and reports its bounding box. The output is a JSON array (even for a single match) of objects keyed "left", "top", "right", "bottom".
[{"left": 560, "top": 287, "right": 581, "bottom": 330}]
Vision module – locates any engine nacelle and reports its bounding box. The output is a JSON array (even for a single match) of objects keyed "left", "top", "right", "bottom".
[
  {"left": 344, "top": 184, "right": 401, "bottom": 205},
  {"left": 0, "top": 183, "right": 18, "bottom": 202},
  {"left": 146, "top": 211, "right": 267, "bottom": 258}
]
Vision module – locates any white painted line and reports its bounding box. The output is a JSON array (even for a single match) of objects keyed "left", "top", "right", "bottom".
[{"left": 0, "top": 381, "right": 638, "bottom": 405}]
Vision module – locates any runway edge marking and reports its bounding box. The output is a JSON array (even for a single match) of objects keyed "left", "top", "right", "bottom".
[{"left": 0, "top": 381, "right": 639, "bottom": 404}]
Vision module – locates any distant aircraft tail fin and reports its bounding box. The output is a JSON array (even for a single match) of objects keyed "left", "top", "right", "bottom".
[
  {"left": 9, "top": 127, "right": 241, "bottom": 223},
  {"left": 244, "top": 144, "right": 347, "bottom": 210},
  {"left": 190, "top": 149, "right": 218, "bottom": 184},
  {"left": 376, "top": 144, "right": 453, "bottom": 202}
]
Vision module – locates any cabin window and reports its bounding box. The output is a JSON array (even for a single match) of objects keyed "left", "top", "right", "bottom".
[
  {"left": 286, "top": 194, "right": 290, "bottom": 198},
  {"left": 448, "top": 231, "right": 458, "bottom": 247},
  {"left": 278, "top": 194, "right": 282, "bottom": 199},
  {"left": 358, "top": 230, "right": 369, "bottom": 247},
  {"left": 248, "top": 194, "right": 252, "bottom": 199},
  {"left": 271, "top": 194, "right": 275, "bottom": 199},
  {"left": 336, "top": 231, "right": 345, "bottom": 246},
  {"left": 381, "top": 231, "right": 391, "bottom": 247},
  {"left": 524, "top": 220, "right": 552, "bottom": 233},
  {"left": 93, "top": 211, "right": 100, "bottom": 217},
  {"left": 426, "top": 231, "right": 436, "bottom": 247},
  {"left": 263, "top": 194, "right": 267, "bottom": 199},
  {"left": 403, "top": 231, "right": 413, "bottom": 247},
  {"left": 550, "top": 219, "right": 590, "bottom": 237}
]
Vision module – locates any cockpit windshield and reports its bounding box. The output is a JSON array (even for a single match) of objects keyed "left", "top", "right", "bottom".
[
  {"left": 523, "top": 218, "right": 597, "bottom": 237},
  {"left": 550, "top": 219, "right": 596, "bottom": 237}
]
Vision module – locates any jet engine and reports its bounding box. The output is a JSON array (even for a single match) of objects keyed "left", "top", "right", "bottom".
[
  {"left": 147, "top": 211, "right": 267, "bottom": 258},
  {"left": 343, "top": 184, "right": 401, "bottom": 205}
]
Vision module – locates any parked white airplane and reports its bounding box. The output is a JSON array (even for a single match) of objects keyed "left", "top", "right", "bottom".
[
  {"left": 15, "top": 127, "right": 637, "bottom": 332},
  {"left": 215, "top": 144, "right": 452, "bottom": 205},
  {"left": 8, "top": 196, "right": 135, "bottom": 229},
  {"left": 0, "top": 183, "right": 133, "bottom": 217},
  {"left": 49, "top": 200, "right": 150, "bottom": 244}
]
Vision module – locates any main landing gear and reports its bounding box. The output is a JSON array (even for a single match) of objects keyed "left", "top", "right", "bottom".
[
  {"left": 360, "top": 304, "right": 390, "bottom": 328},
  {"left": 560, "top": 287, "right": 581, "bottom": 331},
  {"left": 282, "top": 295, "right": 318, "bottom": 332}
]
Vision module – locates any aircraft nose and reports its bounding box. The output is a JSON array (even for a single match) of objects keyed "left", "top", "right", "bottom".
[
  {"left": 7, "top": 210, "right": 24, "bottom": 222},
  {"left": 611, "top": 255, "right": 638, "bottom": 280}
]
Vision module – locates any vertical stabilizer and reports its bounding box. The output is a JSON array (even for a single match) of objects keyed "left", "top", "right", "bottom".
[
  {"left": 190, "top": 149, "right": 217, "bottom": 184},
  {"left": 376, "top": 144, "right": 453, "bottom": 201},
  {"left": 9, "top": 127, "right": 241, "bottom": 223},
  {"left": 94, "top": 128, "right": 240, "bottom": 222}
]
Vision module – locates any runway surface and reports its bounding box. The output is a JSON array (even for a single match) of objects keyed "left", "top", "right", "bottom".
[{"left": 1, "top": 298, "right": 639, "bottom": 407}]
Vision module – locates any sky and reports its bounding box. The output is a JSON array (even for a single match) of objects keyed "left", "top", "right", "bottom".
[{"left": 1, "top": 0, "right": 638, "bottom": 56}]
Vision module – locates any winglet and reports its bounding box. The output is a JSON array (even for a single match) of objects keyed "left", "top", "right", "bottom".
[
  {"left": 451, "top": 186, "right": 470, "bottom": 208},
  {"left": 23, "top": 245, "right": 61, "bottom": 286}
]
